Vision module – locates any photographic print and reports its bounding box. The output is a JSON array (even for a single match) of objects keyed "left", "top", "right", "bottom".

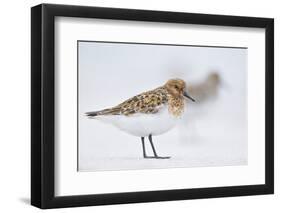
[
  {"left": 31, "top": 4, "right": 273, "bottom": 208},
  {"left": 78, "top": 41, "right": 248, "bottom": 172}
]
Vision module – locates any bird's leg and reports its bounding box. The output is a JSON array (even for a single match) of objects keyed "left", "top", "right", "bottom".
[
  {"left": 148, "top": 134, "right": 170, "bottom": 159},
  {"left": 141, "top": 137, "right": 148, "bottom": 158},
  {"left": 141, "top": 136, "right": 160, "bottom": 159}
]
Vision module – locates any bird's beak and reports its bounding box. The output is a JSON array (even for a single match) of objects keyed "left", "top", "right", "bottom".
[{"left": 183, "top": 91, "right": 195, "bottom": 102}]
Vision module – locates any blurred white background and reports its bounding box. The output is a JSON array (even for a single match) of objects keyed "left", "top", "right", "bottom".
[
  {"left": 79, "top": 42, "right": 247, "bottom": 171},
  {"left": 0, "top": 0, "right": 279, "bottom": 212}
]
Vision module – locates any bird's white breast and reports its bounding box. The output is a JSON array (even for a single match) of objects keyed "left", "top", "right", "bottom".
[{"left": 94, "top": 105, "right": 181, "bottom": 137}]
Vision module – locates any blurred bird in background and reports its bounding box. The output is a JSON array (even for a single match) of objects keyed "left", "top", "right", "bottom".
[
  {"left": 179, "top": 72, "right": 222, "bottom": 142},
  {"left": 187, "top": 72, "right": 221, "bottom": 103}
]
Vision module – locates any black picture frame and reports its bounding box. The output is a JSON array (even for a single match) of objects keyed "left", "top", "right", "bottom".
[{"left": 31, "top": 3, "right": 274, "bottom": 209}]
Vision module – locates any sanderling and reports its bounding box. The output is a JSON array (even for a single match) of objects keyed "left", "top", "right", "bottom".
[
  {"left": 188, "top": 72, "right": 220, "bottom": 103},
  {"left": 86, "top": 79, "right": 195, "bottom": 159},
  {"left": 182, "top": 73, "right": 221, "bottom": 139}
]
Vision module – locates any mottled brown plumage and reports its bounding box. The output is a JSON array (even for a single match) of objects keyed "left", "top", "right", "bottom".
[{"left": 86, "top": 78, "right": 193, "bottom": 118}]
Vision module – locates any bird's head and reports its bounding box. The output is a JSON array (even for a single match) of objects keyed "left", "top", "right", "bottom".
[
  {"left": 165, "top": 78, "right": 195, "bottom": 102},
  {"left": 206, "top": 72, "right": 220, "bottom": 85}
]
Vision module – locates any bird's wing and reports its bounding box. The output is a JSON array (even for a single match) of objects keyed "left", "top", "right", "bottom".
[
  {"left": 85, "top": 107, "right": 122, "bottom": 117},
  {"left": 118, "top": 88, "right": 168, "bottom": 116},
  {"left": 86, "top": 88, "right": 168, "bottom": 117}
]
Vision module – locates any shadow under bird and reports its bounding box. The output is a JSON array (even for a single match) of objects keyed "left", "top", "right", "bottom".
[{"left": 85, "top": 79, "right": 195, "bottom": 159}]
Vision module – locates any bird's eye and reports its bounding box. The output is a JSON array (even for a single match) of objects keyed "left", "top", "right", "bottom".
[{"left": 175, "top": 85, "right": 179, "bottom": 89}]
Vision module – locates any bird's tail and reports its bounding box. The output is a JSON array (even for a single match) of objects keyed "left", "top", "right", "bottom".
[{"left": 85, "top": 107, "right": 121, "bottom": 118}]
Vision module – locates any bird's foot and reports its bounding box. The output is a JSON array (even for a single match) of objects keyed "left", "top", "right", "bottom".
[
  {"left": 143, "top": 156, "right": 156, "bottom": 159},
  {"left": 154, "top": 156, "right": 171, "bottom": 159},
  {"left": 144, "top": 156, "right": 171, "bottom": 159}
]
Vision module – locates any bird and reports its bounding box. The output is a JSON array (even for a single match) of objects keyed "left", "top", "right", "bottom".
[
  {"left": 187, "top": 72, "right": 221, "bottom": 103},
  {"left": 179, "top": 72, "right": 221, "bottom": 141},
  {"left": 85, "top": 79, "right": 195, "bottom": 159}
]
